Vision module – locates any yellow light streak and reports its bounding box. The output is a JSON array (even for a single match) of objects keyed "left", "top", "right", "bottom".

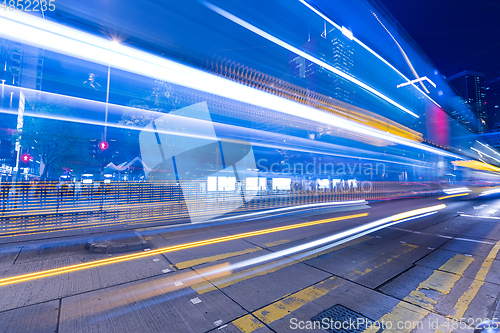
[
  {"left": 0, "top": 203, "right": 447, "bottom": 287},
  {"left": 0, "top": 212, "right": 368, "bottom": 287},
  {"left": 438, "top": 193, "right": 469, "bottom": 200},
  {"left": 452, "top": 160, "right": 500, "bottom": 172}
]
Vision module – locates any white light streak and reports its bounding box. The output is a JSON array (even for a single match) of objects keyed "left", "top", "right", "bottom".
[
  {"left": 208, "top": 200, "right": 366, "bottom": 222},
  {"left": 443, "top": 187, "right": 471, "bottom": 195},
  {"left": 397, "top": 76, "right": 436, "bottom": 89},
  {"left": 202, "top": 1, "right": 419, "bottom": 118},
  {"left": 201, "top": 206, "right": 443, "bottom": 278},
  {"left": 340, "top": 26, "right": 353, "bottom": 40},
  {"left": 471, "top": 147, "right": 500, "bottom": 164},
  {"left": 0, "top": 10, "right": 461, "bottom": 159},
  {"left": 477, "top": 141, "right": 500, "bottom": 156},
  {"left": 480, "top": 188, "right": 500, "bottom": 197},
  {"left": 297, "top": 0, "right": 443, "bottom": 108}
]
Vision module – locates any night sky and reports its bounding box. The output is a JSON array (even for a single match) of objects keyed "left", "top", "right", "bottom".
[{"left": 378, "top": 0, "right": 500, "bottom": 81}]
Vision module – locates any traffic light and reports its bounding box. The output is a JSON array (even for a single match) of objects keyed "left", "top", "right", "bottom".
[
  {"left": 20, "top": 153, "right": 30, "bottom": 165},
  {"left": 98, "top": 141, "right": 109, "bottom": 151}
]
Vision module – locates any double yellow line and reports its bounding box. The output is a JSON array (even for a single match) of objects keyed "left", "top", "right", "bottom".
[{"left": 0, "top": 212, "right": 368, "bottom": 287}]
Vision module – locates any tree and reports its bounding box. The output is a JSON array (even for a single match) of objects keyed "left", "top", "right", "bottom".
[
  {"left": 118, "top": 80, "right": 187, "bottom": 160},
  {"left": 19, "top": 103, "right": 96, "bottom": 180}
]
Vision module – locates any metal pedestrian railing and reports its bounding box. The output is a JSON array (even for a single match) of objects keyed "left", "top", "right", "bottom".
[{"left": 0, "top": 180, "right": 439, "bottom": 236}]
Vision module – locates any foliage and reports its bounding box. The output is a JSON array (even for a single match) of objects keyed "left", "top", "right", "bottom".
[
  {"left": 19, "top": 103, "right": 96, "bottom": 180},
  {"left": 118, "top": 80, "right": 185, "bottom": 159}
]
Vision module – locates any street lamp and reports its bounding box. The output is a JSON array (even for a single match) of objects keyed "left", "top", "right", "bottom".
[
  {"left": 104, "top": 65, "right": 110, "bottom": 141},
  {"left": 104, "top": 39, "right": 120, "bottom": 142}
]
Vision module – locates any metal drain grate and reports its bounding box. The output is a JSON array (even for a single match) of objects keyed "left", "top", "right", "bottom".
[{"left": 311, "top": 304, "right": 382, "bottom": 333}]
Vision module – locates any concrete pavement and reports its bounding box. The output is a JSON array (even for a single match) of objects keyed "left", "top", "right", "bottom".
[{"left": 0, "top": 196, "right": 500, "bottom": 332}]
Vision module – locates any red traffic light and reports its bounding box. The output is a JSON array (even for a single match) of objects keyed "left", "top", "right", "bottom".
[
  {"left": 98, "top": 141, "right": 109, "bottom": 151},
  {"left": 21, "top": 154, "right": 30, "bottom": 162}
]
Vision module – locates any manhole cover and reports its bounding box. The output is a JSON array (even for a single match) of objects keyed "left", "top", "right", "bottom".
[{"left": 311, "top": 304, "right": 383, "bottom": 333}]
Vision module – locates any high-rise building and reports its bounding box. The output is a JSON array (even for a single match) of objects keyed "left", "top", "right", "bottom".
[
  {"left": 0, "top": 40, "right": 44, "bottom": 91},
  {"left": 289, "top": 29, "right": 355, "bottom": 104},
  {"left": 0, "top": 41, "right": 44, "bottom": 174},
  {"left": 485, "top": 76, "right": 500, "bottom": 131},
  {"left": 446, "top": 70, "right": 486, "bottom": 131}
]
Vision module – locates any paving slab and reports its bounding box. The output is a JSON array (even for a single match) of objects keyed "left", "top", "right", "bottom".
[
  {"left": 15, "top": 243, "right": 105, "bottom": 264},
  {"left": 484, "top": 258, "right": 500, "bottom": 285},
  {"left": 0, "top": 300, "right": 59, "bottom": 333},
  {"left": 259, "top": 231, "right": 367, "bottom": 255},
  {"left": 454, "top": 219, "right": 500, "bottom": 241},
  {"left": 0, "top": 253, "right": 172, "bottom": 312},
  {"left": 460, "top": 281, "right": 500, "bottom": 323},
  {"left": 194, "top": 255, "right": 331, "bottom": 312},
  {"left": 378, "top": 265, "right": 436, "bottom": 300},
  {"left": 350, "top": 237, "right": 432, "bottom": 264},
  {"left": 369, "top": 227, "right": 412, "bottom": 240},
  {"left": 267, "top": 279, "right": 399, "bottom": 332},
  {"left": 418, "top": 218, "right": 483, "bottom": 238},
  {"left": 439, "top": 238, "right": 497, "bottom": 259},
  {"left": 415, "top": 249, "right": 488, "bottom": 281},
  {"left": 210, "top": 321, "right": 274, "bottom": 333},
  {"left": 160, "top": 229, "right": 232, "bottom": 247},
  {"left": 416, "top": 312, "right": 474, "bottom": 333},
  {"left": 389, "top": 230, "right": 450, "bottom": 249},
  {"left": 59, "top": 270, "right": 245, "bottom": 333},
  {"left": 0, "top": 246, "right": 21, "bottom": 270},
  {"left": 165, "top": 238, "right": 263, "bottom": 270},
  {"left": 434, "top": 275, "right": 500, "bottom": 322},
  {"left": 304, "top": 246, "right": 413, "bottom": 289}
]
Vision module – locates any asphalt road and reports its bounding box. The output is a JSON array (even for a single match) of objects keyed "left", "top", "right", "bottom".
[{"left": 1, "top": 194, "right": 500, "bottom": 332}]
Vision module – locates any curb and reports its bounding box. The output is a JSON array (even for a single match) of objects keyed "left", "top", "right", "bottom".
[{"left": 86, "top": 230, "right": 148, "bottom": 254}]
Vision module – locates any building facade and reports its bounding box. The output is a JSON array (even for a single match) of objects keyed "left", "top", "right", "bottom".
[
  {"left": 486, "top": 77, "right": 500, "bottom": 131},
  {"left": 447, "top": 70, "right": 487, "bottom": 131},
  {"left": 289, "top": 28, "right": 355, "bottom": 105},
  {"left": 0, "top": 40, "right": 44, "bottom": 92}
]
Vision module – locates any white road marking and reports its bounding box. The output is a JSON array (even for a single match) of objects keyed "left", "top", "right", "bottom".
[
  {"left": 162, "top": 269, "right": 171, "bottom": 273},
  {"left": 455, "top": 237, "right": 495, "bottom": 245},
  {"left": 214, "top": 320, "right": 223, "bottom": 326},
  {"left": 461, "top": 214, "right": 500, "bottom": 220},
  {"left": 190, "top": 297, "right": 202, "bottom": 304},
  {"left": 391, "top": 227, "right": 494, "bottom": 245},
  {"left": 174, "top": 281, "right": 184, "bottom": 286},
  {"left": 153, "top": 258, "right": 160, "bottom": 262}
]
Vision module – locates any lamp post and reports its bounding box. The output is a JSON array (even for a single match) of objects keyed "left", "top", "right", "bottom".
[{"left": 104, "top": 65, "right": 110, "bottom": 141}]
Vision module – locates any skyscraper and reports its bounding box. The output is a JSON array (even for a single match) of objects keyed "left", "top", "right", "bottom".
[
  {"left": 447, "top": 70, "right": 487, "bottom": 131},
  {"left": 289, "top": 29, "right": 355, "bottom": 104},
  {"left": 0, "top": 40, "right": 44, "bottom": 91},
  {"left": 0, "top": 41, "right": 44, "bottom": 176},
  {"left": 485, "top": 76, "right": 500, "bottom": 131}
]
